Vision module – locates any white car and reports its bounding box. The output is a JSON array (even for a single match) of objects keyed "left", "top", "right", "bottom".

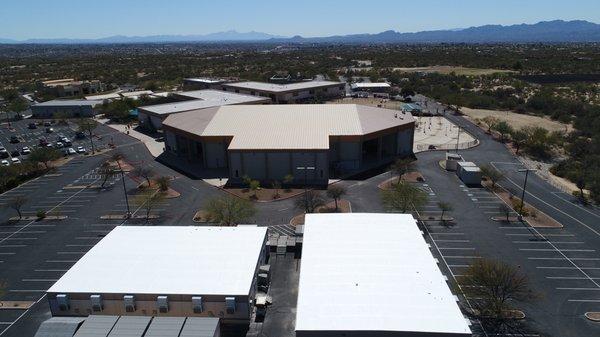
[
  {"left": 21, "top": 146, "right": 31, "bottom": 155},
  {"left": 55, "top": 142, "right": 63, "bottom": 148},
  {"left": 76, "top": 146, "right": 86, "bottom": 154},
  {"left": 1, "top": 159, "right": 9, "bottom": 166},
  {"left": 65, "top": 147, "right": 76, "bottom": 155},
  {"left": 10, "top": 157, "right": 20, "bottom": 164}
]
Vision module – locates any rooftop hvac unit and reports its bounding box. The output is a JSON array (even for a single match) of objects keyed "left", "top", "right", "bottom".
[
  {"left": 225, "top": 297, "right": 236, "bottom": 314},
  {"left": 90, "top": 294, "right": 103, "bottom": 312},
  {"left": 157, "top": 296, "right": 169, "bottom": 313},
  {"left": 192, "top": 296, "right": 203, "bottom": 313},
  {"left": 123, "top": 295, "right": 136, "bottom": 312},
  {"left": 56, "top": 294, "right": 70, "bottom": 311}
]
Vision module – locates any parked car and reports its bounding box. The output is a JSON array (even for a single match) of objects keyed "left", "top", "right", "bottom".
[
  {"left": 28, "top": 122, "right": 37, "bottom": 129},
  {"left": 64, "top": 147, "right": 76, "bottom": 155},
  {"left": 10, "top": 150, "right": 20, "bottom": 157},
  {"left": 75, "top": 131, "right": 85, "bottom": 139},
  {"left": 46, "top": 143, "right": 54, "bottom": 148},
  {"left": 76, "top": 146, "right": 86, "bottom": 154},
  {"left": 46, "top": 127, "right": 54, "bottom": 133},
  {"left": 61, "top": 137, "right": 72, "bottom": 146},
  {"left": 55, "top": 142, "right": 63, "bottom": 148},
  {"left": 10, "top": 135, "right": 21, "bottom": 143},
  {"left": 1, "top": 159, "right": 9, "bottom": 166},
  {"left": 10, "top": 157, "right": 20, "bottom": 164},
  {"left": 0, "top": 147, "right": 8, "bottom": 159},
  {"left": 43, "top": 121, "right": 51, "bottom": 127},
  {"left": 21, "top": 146, "right": 31, "bottom": 155}
]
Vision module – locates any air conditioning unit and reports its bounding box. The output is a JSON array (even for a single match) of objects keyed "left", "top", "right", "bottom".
[
  {"left": 192, "top": 296, "right": 203, "bottom": 313},
  {"left": 225, "top": 297, "right": 236, "bottom": 314},
  {"left": 123, "top": 295, "right": 136, "bottom": 312},
  {"left": 56, "top": 294, "right": 70, "bottom": 311},
  {"left": 90, "top": 294, "right": 103, "bottom": 312},
  {"left": 157, "top": 296, "right": 168, "bottom": 313}
]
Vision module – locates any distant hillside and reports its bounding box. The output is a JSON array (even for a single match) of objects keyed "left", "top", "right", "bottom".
[
  {"left": 273, "top": 20, "right": 600, "bottom": 43},
  {"left": 2, "top": 20, "right": 599, "bottom": 44}
]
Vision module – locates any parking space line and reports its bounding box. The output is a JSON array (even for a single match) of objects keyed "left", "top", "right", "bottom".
[
  {"left": 438, "top": 247, "right": 476, "bottom": 250},
  {"left": 444, "top": 256, "right": 482, "bottom": 259},
  {"left": 21, "top": 279, "right": 58, "bottom": 282},
  {"left": 429, "top": 232, "right": 465, "bottom": 235},
  {"left": 557, "top": 288, "right": 600, "bottom": 291},
  {"left": 519, "top": 248, "right": 595, "bottom": 252},
  {"left": 530, "top": 257, "right": 600, "bottom": 261},
  {"left": 538, "top": 266, "right": 600, "bottom": 270},
  {"left": 56, "top": 251, "right": 86, "bottom": 254},
  {"left": 506, "top": 233, "right": 574, "bottom": 237},
  {"left": 34, "top": 269, "right": 68, "bottom": 272},
  {"left": 568, "top": 299, "right": 600, "bottom": 302},
  {"left": 8, "top": 289, "right": 46, "bottom": 292},
  {"left": 45, "top": 260, "right": 77, "bottom": 263},
  {"left": 435, "top": 239, "right": 470, "bottom": 242},
  {"left": 548, "top": 277, "right": 600, "bottom": 280},
  {"left": 512, "top": 241, "right": 584, "bottom": 244}
]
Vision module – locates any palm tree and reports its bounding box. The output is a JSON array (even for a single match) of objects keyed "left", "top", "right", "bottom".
[{"left": 326, "top": 185, "right": 347, "bottom": 212}]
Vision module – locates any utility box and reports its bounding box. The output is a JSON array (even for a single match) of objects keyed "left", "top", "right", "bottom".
[
  {"left": 445, "top": 153, "right": 464, "bottom": 171},
  {"left": 90, "top": 294, "right": 103, "bottom": 312},
  {"left": 157, "top": 296, "right": 169, "bottom": 313}
]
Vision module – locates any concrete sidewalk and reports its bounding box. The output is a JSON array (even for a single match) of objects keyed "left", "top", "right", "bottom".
[{"left": 98, "top": 119, "right": 164, "bottom": 157}]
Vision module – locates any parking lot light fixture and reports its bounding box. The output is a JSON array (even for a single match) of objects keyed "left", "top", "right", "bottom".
[
  {"left": 296, "top": 166, "right": 316, "bottom": 212},
  {"left": 517, "top": 168, "right": 536, "bottom": 219}
]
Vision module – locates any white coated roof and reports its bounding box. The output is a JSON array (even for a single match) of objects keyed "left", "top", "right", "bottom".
[
  {"left": 296, "top": 213, "right": 471, "bottom": 335},
  {"left": 34, "top": 99, "right": 102, "bottom": 107},
  {"left": 223, "top": 80, "right": 342, "bottom": 93},
  {"left": 350, "top": 82, "right": 391, "bottom": 89},
  {"left": 85, "top": 93, "right": 121, "bottom": 100},
  {"left": 184, "top": 78, "right": 226, "bottom": 84},
  {"left": 120, "top": 90, "right": 154, "bottom": 97},
  {"left": 163, "top": 104, "right": 414, "bottom": 150},
  {"left": 139, "top": 90, "right": 269, "bottom": 116},
  {"left": 47, "top": 226, "right": 267, "bottom": 296}
]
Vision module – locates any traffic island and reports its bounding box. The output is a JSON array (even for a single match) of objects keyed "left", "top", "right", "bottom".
[
  {"left": 193, "top": 210, "right": 211, "bottom": 223},
  {"left": 290, "top": 199, "right": 352, "bottom": 225},
  {"left": 137, "top": 179, "right": 181, "bottom": 199},
  {"left": 224, "top": 186, "right": 306, "bottom": 202},
  {"left": 585, "top": 312, "right": 600, "bottom": 322},
  {"left": 0, "top": 301, "right": 35, "bottom": 310},
  {"left": 100, "top": 214, "right": 159, "bottom": 220},
  {"left": 9, "top": 215, "right": 67, "bottom": 221},
  {"left": 378, "top": 172, "right": 425, "bottom": 190}
]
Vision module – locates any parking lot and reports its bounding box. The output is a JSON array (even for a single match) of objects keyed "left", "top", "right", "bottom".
[{"left": 0, "top": 119, "right": 114, "bottom": 165}]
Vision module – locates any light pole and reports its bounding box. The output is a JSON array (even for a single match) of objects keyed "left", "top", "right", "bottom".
[
  {"left": 296, "top": 166, "right": 315, "bottom": 212},
  {"left": 517, "top": 168, "right": 536, "bottom": 219},
  {"left": 455, "top": 125, "right": 461, "bottom": 153}
]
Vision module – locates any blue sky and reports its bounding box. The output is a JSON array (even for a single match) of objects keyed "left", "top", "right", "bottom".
[{"left": 1, "top": 0, "right": 599, "bottom": 39}]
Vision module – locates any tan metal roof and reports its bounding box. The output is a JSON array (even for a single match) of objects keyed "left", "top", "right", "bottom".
[{"left": 163, "top": 104, "right": 414, "bottom": 150}]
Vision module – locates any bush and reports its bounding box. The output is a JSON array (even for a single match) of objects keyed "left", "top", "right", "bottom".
[
  {"left": 36, "top": 209, "right": 47, "bottom": 219},
  {"left": 510, "top": 197, "right": 530, "bottom": 217}
]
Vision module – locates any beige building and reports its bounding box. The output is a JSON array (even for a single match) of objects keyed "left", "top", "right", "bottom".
[
  {"left": 162, "top": 104, "right": 415, "bottom": 184},
  {"left": 221, "top": 80, "right": 345, "bottom": 103},
  {"left": 39, "top": 78, "right": 105, "bottom": 97}
]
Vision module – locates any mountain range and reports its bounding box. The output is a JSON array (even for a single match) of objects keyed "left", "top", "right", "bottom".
[{"left": 1, "top": 20, "right": 599, "bottom": 44}]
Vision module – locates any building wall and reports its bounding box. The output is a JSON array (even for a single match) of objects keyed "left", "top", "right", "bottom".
[
  {"left": 223, "top": 84, "right": 344, "bottom": 103},
  {"left": 31, "top": 105, "right": 96, "bottom": 118},
  {"left": 297, "top": 330, "right": 471, "bottom": 337},
  {"left": 229, "top": 151, "right": 329, "bottom": 184},
  {"left": 48, "top": 295, "right": 251, "bottom": 325}
]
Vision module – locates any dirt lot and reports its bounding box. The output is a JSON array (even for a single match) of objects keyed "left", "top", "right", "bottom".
[
  {"left": 461, "top": 107, "right": 572, "bottom": 133},
  {"left": 392, "top": 66, "right": 515, "bottom": 76}
]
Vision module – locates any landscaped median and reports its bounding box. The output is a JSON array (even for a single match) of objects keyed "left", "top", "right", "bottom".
[{"left": 290, "top": 199, "right": 352, "bottom": 226}]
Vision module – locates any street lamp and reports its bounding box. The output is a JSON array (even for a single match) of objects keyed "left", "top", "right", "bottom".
[
  {"left": 517, "top": 168, "right": 536, "bottom": 219},
  {"left": 455, "top": 125, "right": 461, "bottom": 153},
  {"left": 296, "top": 166, "right": 315, "bottom": 212}
]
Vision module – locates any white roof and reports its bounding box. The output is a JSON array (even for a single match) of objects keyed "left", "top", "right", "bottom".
[
  {"left": 223, "top": 80, "right": 342, "bottom": 93},
  {"left": 85, "top": 93, "right": 121, "bottom": 100},
  {"left": 34, "top": 99, "right": 102, "bottom": 107},
  {"left": 139, "top": 90, "right": 268, "bottom": 116},
  {"left": 184, "top": 78, "right": 226, "bottom": 84},
  {"left": 121, "top": 90, "right": 153, "bottom": 98},
  {"left": 163, "top": 104, "right": 414, "bottom": 150},
  {"left": 351, "top": 82, "right": 391, "bottom": 89},
  {"left": 296, "top": 213, "right": 471, "bottom": 335},
  {"left": 47, "top": 226, "right": 267, "bottom": 296}
]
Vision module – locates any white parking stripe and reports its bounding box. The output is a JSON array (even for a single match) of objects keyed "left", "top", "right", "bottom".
[{"left": 520, "top": 248, "right": 595, "bottom": 252}]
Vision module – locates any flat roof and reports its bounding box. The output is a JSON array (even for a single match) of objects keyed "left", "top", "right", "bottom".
[
  {"left": 350, "top": 82, "right": 391, "bottom": 88},
  {"left": 163, "top": 104, "right": 414, "bottom": 150},
  {"left": 85, "top": 93, "right": 121, "bottom": 100},
  {"left": 223, "top": 80, "right": 342, "bottom": 93},
  {"left": 184, "top": 78, "right": 227, "bottom": 84},
  {"left": 121, "top": 90, "right": 154, "bottom": 97},
  {"left": 34, "top": 99, "right": 102, "bottom": 107},
  {"left": 296, "top": 213, "right": 471, "bottom": 335},
  {"left": 47, "top": 226, "right": 267, "bottom": 296},
  {"left": 139, "top": 90, "right": 269, "bottom": 116}
]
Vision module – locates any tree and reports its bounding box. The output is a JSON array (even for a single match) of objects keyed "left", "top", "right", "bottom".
[
  {"left": 283, "top": 174, "right": 294, "bottom": 192},
  {"left": 27, "top": 147, "right": 61, "bottom": 170},
  {"left": 510, "top": 129, "right": 528, "bottom": 154},
  {"left": 456, "top": 258, "right": 536, "bottom": 334},
  {"left": 498, "top": 203, "right": 512, "bottom": 222},
  {"left": 326, "top": 185, "right": 347, "bottom": 212},
  {"left": 400, "top": 87, "right": 416, "bottom": 101},
  {"left": 480, "top": 165, "right": 505, "bottom": 188},
  {"left": 5, "top": 196, "right": 27, "bottom": 219},
  {"left": 381, "top": 181, "right": 427, "bottom": 213},
  {"left": 481, "top": 116, "right": 499, "bottom": 134},
  {"left": 204, "top": 195, "right": 256, "bottom": 226},
  {"left": 390, "top": 158, "right": 414, "bottom": 184},
  {"left": 134, "top": 191, "right": 165, "bottom": 223},
  {"left": 155, "top": 176, "right": 171, "bottom": 193},
  {"left": 437, "top": 201, "right": 453, "bottom": 223},
  {"left": 249, "top": 180, "right": 260, "bottom": 198},
  {"left": 76, "top": 118, "right": 99, "bottom": 154},
  {"left": 97, "top": 161, "right": 117, "bottom": 188},
  {"left": 295, "top": 190, "right": 325, "bottom": 214},
  {"left": 133, "top": 166, "right": 155, "bottom": 188},
  {"left": 271, "top": 180, "right": 281, "bottom": 199},
  {"left": 492, "top": 121, "right": 513, "bottom": 142}
]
